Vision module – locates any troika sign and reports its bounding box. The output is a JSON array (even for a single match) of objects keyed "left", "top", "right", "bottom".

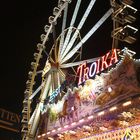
[{"left": 77, "top": 49, "right": 119, "bottom": 85}]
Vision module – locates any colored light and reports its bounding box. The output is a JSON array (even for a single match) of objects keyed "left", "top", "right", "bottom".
[
  {"left": 79, "top": 119, "right": 85, "bottom": 123},
  {"left": 71, "top": 122, "right": 76, "bottom": 126},
  {"left": 47, "top": 132, "right": 50, "bottom": 135},
  {"left": 108, "top": 87, "right": 112, "bottom": 92},
  {"left": 69, "top": 130, "right": 76, "bottom": 134},
  {"left": 64, "top": 125, "right": 69, "bottom": 128},
  {"left": 88, "top": 115, "right": 93, "bottom": 119},
  {"left": 52, "top": 129, "right": 56, "bottom": 133},
  {"left": 57, "top": 134, "right": 64, "bottom": 137},
  {"left": 38, "top": 135, "right": 41, "bottom": 138},
  {"left": 57, "top": 127, "right": 62, "bottom": 131},
  {"left": 42, "top": 133, "right": 46, "bottom": 137},
  {"left": 98, "top": 111, "right": 104, "bottom": 116},
  {"left": 109, "top": 106, "right": 117, "bottom": 111},
  {"left": 47, "top": 137, "right": 54, "bottom": 140},
  {"left": 71, "top": 107, "right": 74, "bottom": 111},
  {"left": 77, "top": 49, "right": 118, "bottom": 85},
  {"left": 123, "top": 101, "right": 131, "bottom": 106},
  {"left": 81, "top": 124, "right": 140, "bottom": 140}
]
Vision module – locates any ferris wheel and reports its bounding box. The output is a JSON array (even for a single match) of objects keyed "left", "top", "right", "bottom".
[{"left": 22, "top": 0, "right": 137, "bottom": 139}]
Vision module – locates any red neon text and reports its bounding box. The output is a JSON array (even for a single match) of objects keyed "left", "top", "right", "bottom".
[{"left": 77, "top": 49, "right": 118, "bottom": 85}]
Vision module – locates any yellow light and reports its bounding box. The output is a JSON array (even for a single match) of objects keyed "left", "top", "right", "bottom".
[
  {"left": 98, "top": 111, "right": 104, "bottom": 116},
  {"left": 123, "top": 101, "right": 131, "bottom": 106},
  {"left": 109, "top": 106, "right": 117, "bottom": 111},
  {"left": 47, "top": 132, "right": 50, "bottom": 135},
  {"left": 42, "top": 133, "right": 46, "bottom": 137},
  {"left": 48, "top": 137, "right": 54, "bottom": 140},
  {"left": 57, "top": 134, "right": 64, "bottom": 137},
  {"left": 38, "top": 135, "right": 41, "bottom": 138}
]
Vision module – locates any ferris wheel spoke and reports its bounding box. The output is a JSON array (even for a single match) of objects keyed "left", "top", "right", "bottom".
[
  {"left": 53, "top": 72, "right": 57, "bottom": 90},
  {"left": 60, "top": 57, "right": 100, "bottom": 68},
  {"left": 29, "top": 81, "right": 45, "bottom": 100},
  {"left": 60, "top": 0, "right": 82, "bottom": 58},
  {"left": 51, "top": 72, "right": 55, "bottom": 91},
  {"left": 57, "top": 71, "right": 61, "bottom": 87},
  {"left": 61, "top": 0, "right": 96, "bottom": 60},
  {"left": 48, "top": 81, "right": 53, "bottom": 97},
  {"left": 59, "top": 2, "right": 69, "bottom": 59},
  {"left": 58, "top": 68, "right": 66, "bottom": 79},
  {"left": 61, "top": 8, "right": 113, "bottom": 63},
  {"left": 40, "top": 74, "right": 52, "bottom": 101},
  {"left": 28, "top": 107, "right": 37, "bottom": 126},
  {"left": 28, "top": 74, "right": 51, "bottom": 137},
  {"left": 51, "top": 71, "right": 61, "bottom": 92}
]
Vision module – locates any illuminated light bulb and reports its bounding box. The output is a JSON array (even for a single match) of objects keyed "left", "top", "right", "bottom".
[
  {"left": 71, "top": 107, "right": 74, "bottom": 111},
  {"left": 88, "top": 115, "right": 93, "bottom": 119},
  {"left": 98, "top": 111, "right": 104, "bottom": 116},
  {"left": 57, "top": 134, "right": 64, "bottom": 138},
  {"left": 52, "top": 129, "right": 56, "bottom": 133},
  {"left": 83, "top": 125, "right": 92, "bottom": 131},
  {"left": 57, "top": 127, "right": 62, "bottom": 131},
  {"left": 42, "top": 133, "right": 46, "bottom": 137},
  {"left": 71, "top": 122, "right": 76, "bottom": 126},
  {"left": 69, "top": 130, "right": 76, "bottom": 135},
  {"left": 108, "top": 87, "right": 112, "bottom": 92},
  {"left": 109, "top": 106, "right": 117, "bottom": 111},
  {"left": 38, "top": 135, "right": 41, "bottom": 138},
  {"left": 48, "top": 137, "right": 54, "bottom": 140},
  {"left": 123, "top": 101, "right": 131, "bottom": 106},
  {"left": 47, "top": 132, "right": 50, "bottom": 135},
  {"left": 64, "top": 125, "right": 68, "bottom": 128},
  {"left": 79, "top": 119, "right": 84, "bottom": 123}
]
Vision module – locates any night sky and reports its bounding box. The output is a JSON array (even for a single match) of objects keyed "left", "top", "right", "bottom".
[{"left": 0, "top": 0, "right": 139, "bottom": 115}]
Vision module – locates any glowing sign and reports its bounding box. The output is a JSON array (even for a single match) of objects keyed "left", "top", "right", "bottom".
[
  {"left": 0, "top": 108, "right": 20, "bottom": 132},
  {"left": 47, "top": 75, "right": 75, "bottom": 103},
  {"left": 77, "top": 49, "right": 118, "bottom": 85}
]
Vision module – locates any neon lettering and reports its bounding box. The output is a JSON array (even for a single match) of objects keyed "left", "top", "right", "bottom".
[
  {"left": 83, "top": 66, "right": 89, "bottom": 83},
  {"left": 109, "top": 49, "right": 118, "bottom": 66},
  {"left": 76, "top": 49, "right": 119, "bottom": 85},
  {"left": 77, "top": 62, "right": 87, "bottom": 85},
  {"left": 96, "top": 59, "right": 100, "bottom": 74},
  {"left": 101, "top": 52, "right": 110, "bottom": 71},
  {"left": 89, "top": 62, "right": 97, "bottom": 77}
]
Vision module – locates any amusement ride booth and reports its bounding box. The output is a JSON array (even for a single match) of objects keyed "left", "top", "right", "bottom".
[{"left": 22, "top": 0, "right": 140, "bottom": 139}]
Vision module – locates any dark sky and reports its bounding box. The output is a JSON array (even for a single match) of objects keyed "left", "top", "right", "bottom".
[
  {"left": 0, "top": 0, "right": 57, "bottom": 114},
  {"left": 0, "top": 0, "right": 139, "bottom": 115}
]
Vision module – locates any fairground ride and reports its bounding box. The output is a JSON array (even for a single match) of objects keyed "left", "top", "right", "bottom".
[{"left": 22, "top": 0, "right": 139, "bottom": 140}]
